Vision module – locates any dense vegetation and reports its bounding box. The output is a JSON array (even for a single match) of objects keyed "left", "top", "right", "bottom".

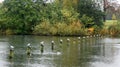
[{"left": 0, "top": 0, "right": 118, "bottom": 36}]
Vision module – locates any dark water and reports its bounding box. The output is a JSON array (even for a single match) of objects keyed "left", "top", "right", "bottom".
[{"left": 0, "top": 35, "right": 120, "bottom": 67}]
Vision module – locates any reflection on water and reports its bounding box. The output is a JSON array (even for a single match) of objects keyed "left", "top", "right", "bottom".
[{"left": 0, "top": 35, "right": 120, "bottom": 67}]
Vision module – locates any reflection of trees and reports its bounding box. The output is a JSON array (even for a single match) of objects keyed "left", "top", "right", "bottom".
[
  {"left": 55, "top": 37, "right": 117, "bottom": 67},
  {"left": 54, "top": 37, "right": 100, "bottom": 67}
]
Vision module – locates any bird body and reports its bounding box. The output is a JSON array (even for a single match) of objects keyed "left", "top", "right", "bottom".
[{"left": 9, "top": 46, "right": 14, "bottom": 59}]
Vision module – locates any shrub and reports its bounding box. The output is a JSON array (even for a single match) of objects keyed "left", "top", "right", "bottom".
[
  {"left": 108, "top": 25, "right": 119, "bottom": 36},
  {"left": 100, "top": 29, "right": 108, "bottom": 35},
  {"left": 112, "top": 14, "right": 116, "bottom": 20},
  {"left": 69, "top": 21, "right": 81, "bottom": 35},
  {"left": 49, "top": 26, "right": 57, "bottom": 35},
  {"left": 80, "top": 15, "right": 94, "bottom": 28},
  {"left": 93, "top": 25, "right": 101, "bottom": 34},
  {"left": 54, "top": 22, "right": 67, "bottom": 35},
  {"left": 5, "top": 29, "right": 13, "bottom": 35},
  {"left": 33, "top": 20, "right": 51, "bottom": 35}
]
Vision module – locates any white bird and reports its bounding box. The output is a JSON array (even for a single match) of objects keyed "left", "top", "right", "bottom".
[
  {"left": 40, "top": 41, "right": 44, "bottom": 45},
  {"left": 86, "top": 36, "right": 89, "bottom": 38},
  {"left": 10, "top": 46, "right": 14, "bottom": 49},
  {"left": 27, "top": 43, "right": 30, "bottom": 46},
  {"left": 60, "top": 39, "right": 63, "bottom": 43},
  {"left": 83, "top": 37, "right": 86, "bottom": 39},
  {"left": 57, "top": 52, "right": 61, "bottom": 55},
  {"left": 52, "top": 41, "right": 54, "bottom": 43},
  {"left": 78, "top": 37, "right": 81, "bottom": 40},
  {"left": 67, "top": 38, "right": 70, "bottom": 42},
  {"left": 90, "top": 35, "right": 92, "bottom": 37},
  {"left": 10, "top": 45, "right": 14, "bottom": 50}
]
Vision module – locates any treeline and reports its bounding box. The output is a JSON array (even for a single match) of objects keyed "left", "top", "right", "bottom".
[{"left": 0, "top": 0, "right": 104, "bottom": 36}]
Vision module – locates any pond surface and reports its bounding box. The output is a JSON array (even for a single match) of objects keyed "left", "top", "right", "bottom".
[{"left": 0, "top": 35, "right": 120, "bottom": 67}]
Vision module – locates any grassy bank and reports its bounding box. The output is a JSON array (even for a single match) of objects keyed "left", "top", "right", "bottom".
[{"left": 101, "top": 20, "right": 120, "bottom": 37}]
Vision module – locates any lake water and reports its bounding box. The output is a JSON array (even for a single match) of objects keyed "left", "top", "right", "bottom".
[{"left": 0, "top": 35, "right": 120, "bottom": 67}]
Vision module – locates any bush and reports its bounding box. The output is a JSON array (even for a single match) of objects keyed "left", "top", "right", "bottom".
[
  {"left": 33, "top": 20, "right": 87, "bottom": 36},
  {"left": 54, "top": 22, "right": 67, "bottom": 35},
  {"left": 33, "top": 20, "right": 51, "bottom": 35},
  {"left": 101, "top": 21, "right": 120, "bottom": 36},
  {"left": 5, "top": 29, "right": 13, "bottom": 35},
  {"left": 112, "top": 14, "right": 116, "bottom": 20},
  {"left": 108, "top": 25, "right": 119, "bottom": 36},
  {"left": 67, "top": 21, "right": 83, "bottom": 35},
  {"left": 100, "top": 29, "right": 109, "bottom": 35},
  {"left": 80, "top": 15, "right": 94, "bottom": 28},
  {"left": 93, "top": 25, "right": 101, "bottom": 34}
]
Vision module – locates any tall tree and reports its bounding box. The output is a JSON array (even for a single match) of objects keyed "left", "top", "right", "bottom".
[
  {"left": 77, "top": 0, "right": 104, "bottom": 27},
  {"left": 62, "top": 0, "right": 79, "bottom": 10},
  {"left": 1, "top": 0, "right": 44, "bottom": 34},
  {"left": 103, "top": 0, "right": 119, "bottom": 20}
]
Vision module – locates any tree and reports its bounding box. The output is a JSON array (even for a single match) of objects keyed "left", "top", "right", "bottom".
[
  {"left": 62, "top": 0, "right": 79, "bottom": 10},
  {"left": 112, "top": 14, "right": 116, "bottom": 20},
  {"left": 1, "top": 0, "right": 44, "bottom": 34},
  {"left": 77, "top": 0, "right": 104, "bottom": 27},
  {"left": 103, "top": 0, "right": 119, "bottom": 20}
]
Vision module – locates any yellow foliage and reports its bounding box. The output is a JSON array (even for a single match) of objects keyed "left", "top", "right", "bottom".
[
  {"left": 61, "top": 9, "right": 71, "bottom": 18},
  {"left": 67, "top": 21, "right": 82, "bottom": 35},
  {"left": 34, "top": 21, "right": 51, "bottom": 35},
  {"left": 5, "top": 29, "right": 13, "bottom": 35},
  {"left": 54, "top": 22, "right": 67, "bottom": 35},
  {"left": 49, "top": 26, "right": 57, "bottom": 35},
  {"left": 87, "top": 28, "right": 94, "bottom": 34},
  {"left": 62, "top": 0, "right": 79, "bottom": 9},
  {"left": 112, "top": 14, "right": 116, "bottom": 20},
  {"left": 100, "top": 29, "right": 108, "bottom": 35},
  {"left": 63, "top": 0, "right": 72, "bottom": 8},
  {"left": 33, "top": 20, "right": 87, "bottom": 36}
]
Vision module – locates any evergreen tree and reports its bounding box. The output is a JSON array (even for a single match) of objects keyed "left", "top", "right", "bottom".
[
  {"left": 78, "top": 0, "right": 104, "bottom": 27},
  {"left": 1, "top": 0, "right": 44, "bottom": 34}
]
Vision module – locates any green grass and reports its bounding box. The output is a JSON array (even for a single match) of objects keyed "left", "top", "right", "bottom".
[{"left": 104, "top": 20, "right": 118, "bottom": 29}]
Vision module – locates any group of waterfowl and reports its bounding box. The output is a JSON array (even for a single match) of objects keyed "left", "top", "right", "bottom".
[{"left": 9, "top": 34, "right": 103, "bottom": 59}]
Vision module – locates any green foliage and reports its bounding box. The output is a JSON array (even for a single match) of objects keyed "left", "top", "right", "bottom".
[
  {"left": 39, "top": 1, "right": 79, "bottom": 24},
  {"left": 49, "top": 26, "right": 57, "bottom": 35},
  {"left": 5, "top": 29, "right": 13, "bottom": 35},
  {"left": 62, "top": 0, "right": 79, "bottom": 10},
  {"left": 77, "top": 0, "right": 104, "bottom": 27},
  {"left": 101, "top": 21, "right": 120, "bottom": 36},
  {"left": 80, "top": 15, "right": 94, "bottom": 28},
  {"left": 61, "top": 8, "right": 79, "bottom": 24},
  {"left": 0, "top": 0, "right": 106, "bottom": 36},
  {"left": 39, "top": 0, "right": 63, "bottom": 24},
  {"left": 33, "top": 20, "right": 51, "bottom": 35},
  {"left": 108, "top": 25, "right": 118, "bottom": 36},
  {"left": 93, "top": 25, "right": 101, "bottom": 34},
  {"left": 33, "top": 21, "right": 87, "bottom": 36},
  {"left": 54, "top": 22, "right": 67, "bottom": 35},
  {"left": 1, "top": 0, "right": 44, "bottom": 34},
  {"left": 112, "top": 14, "right": 116, "bottom": 20}
]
